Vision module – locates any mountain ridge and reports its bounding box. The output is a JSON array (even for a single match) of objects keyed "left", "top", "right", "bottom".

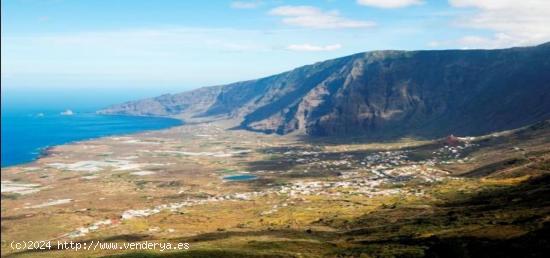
[{"left": 98, "top": 42, "right": 550, "bottom": 139}]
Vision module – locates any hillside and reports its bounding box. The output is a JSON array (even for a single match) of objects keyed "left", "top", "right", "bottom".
[{"left": 99, "top": 42, "right": 550, "bottom": 139}]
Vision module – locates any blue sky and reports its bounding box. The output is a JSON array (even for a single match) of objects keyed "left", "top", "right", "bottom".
[{"left": 2, "top": 0, "right": 549, "bottom": 110}]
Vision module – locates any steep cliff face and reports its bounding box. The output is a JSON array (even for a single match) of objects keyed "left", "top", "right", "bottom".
[
  {"left": 99, "top": 43, "right": 550, "bottom": 138},
  {"left": 97, "top": 86, "right": 222, "bottom": 118}
]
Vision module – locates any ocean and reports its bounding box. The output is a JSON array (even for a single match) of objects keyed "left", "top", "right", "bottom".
[{"left": 1, "top": 110, "right": 181, "bottom": 167}]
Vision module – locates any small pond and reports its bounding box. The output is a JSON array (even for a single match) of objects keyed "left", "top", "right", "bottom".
[{"left": 223, "top": 174, "right": 258, "bottom": 181}]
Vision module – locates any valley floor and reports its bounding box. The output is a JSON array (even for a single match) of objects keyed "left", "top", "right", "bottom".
[{"left": 1, "top": 121, "right": 549, "bottom": 257}]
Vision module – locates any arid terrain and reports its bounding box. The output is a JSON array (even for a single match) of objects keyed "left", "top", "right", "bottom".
[{"left": 1, "top": 119, "right": 549, "bottom": 257}]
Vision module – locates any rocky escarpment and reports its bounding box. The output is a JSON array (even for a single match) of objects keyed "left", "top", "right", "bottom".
[
  {"left": 98, "top": 86, "right": 222, "bottom": 119},
  {"left": 99, "top": 42, "right": 550, "bottom": 139}
]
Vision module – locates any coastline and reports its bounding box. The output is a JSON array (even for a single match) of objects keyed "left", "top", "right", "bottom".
[{"left": 1, "top": 114, "right": 184, "bottom": 168}]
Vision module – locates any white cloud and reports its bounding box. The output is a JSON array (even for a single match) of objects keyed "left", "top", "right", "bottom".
[
  {"left": 428, "top": 34, "right": 519, "bottom": 49},
  {"left": 356, "top": 0, "right": 423, "bottom": 8},
  {"left": 449, "top": 0, "right": 550, "bottom": 48},
  {"left": 456, "top": 34, "right": 516, "bottom": 49},
  {"left": 231, "top": 1, "right": 261, "bottom": 9},
  {"left": 269, "top": 5, "right": 375, "bottom": 29},
  {"left": 286, "top": 43, "right": 342, "bottom": 51}
]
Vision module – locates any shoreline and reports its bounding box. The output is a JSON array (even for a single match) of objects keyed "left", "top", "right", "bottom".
[{"left": 1, "top": 114, "right": 184, "bottom": 169}]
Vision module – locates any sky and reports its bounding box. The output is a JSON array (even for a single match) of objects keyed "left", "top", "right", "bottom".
[{"left": 2, "top": 0, "right": 550, "bottom": 110}]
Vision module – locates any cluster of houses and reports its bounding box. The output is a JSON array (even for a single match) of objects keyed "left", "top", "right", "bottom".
[{"left": 427, "top": 141, "right": 478, "bottom": 164}]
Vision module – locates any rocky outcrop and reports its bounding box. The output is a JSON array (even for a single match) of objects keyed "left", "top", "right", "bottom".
[{"left": 99, "top": 42, "right": 550, "bottom": 139}]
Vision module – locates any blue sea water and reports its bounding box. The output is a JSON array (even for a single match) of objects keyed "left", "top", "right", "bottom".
[{"left": 1, "top": 110, "right": 181, "bottom": 167}]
